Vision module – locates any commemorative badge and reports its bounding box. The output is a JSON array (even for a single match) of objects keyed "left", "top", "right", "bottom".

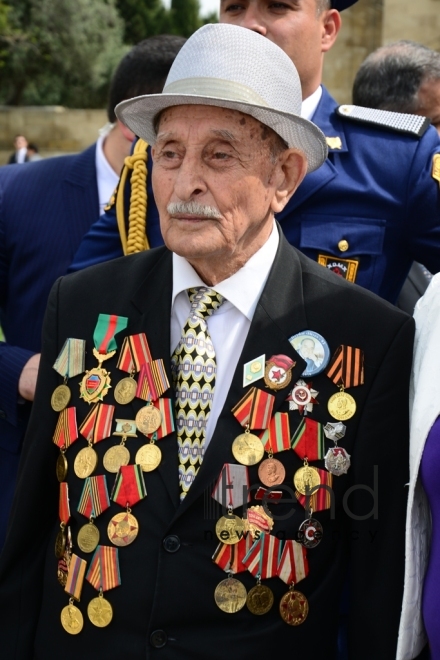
[
  {"left": 76, "top": 475, "right": 110, "bottom": 553},
  {"left": 324, "top": 445, "right": 351, "bottom": 476},
  {"left": 245, "top": 505, "right": 274, "bottom": 539},
  {"left": 231, "top": 388, "right": 273, "bottom": 466},
  {"left": 61, "top": 553, "right": 87, "bottom": 634},
  {"left": 53, "top": 407, "right": 78, "bottom": 481},
  {"left": 242, "top": 534, "right": 280, "bottom": 615},
  {"left": 135, "top": 399, "right": 175, "bottom": 472},
  {"left": 75, "top": 404, "right": 115, "bottom": 479},
  {"left": 264, "top": 354, "right": 296, "bottom": 390},
  {"left": 108, "top": 464, "right": 146, "bottom": 546},
  {"left": 243, "top": 355, "right": 265, "bottom": 387},
  {"left": 51, "top": 339, "right": 86, "bottom": 411},
  {"left": 86, "top": 545, "right": 121, "bottom": 628},
  {"left": 258, "top": 412, "right": 290, "bottom": 487},
  {"left": 212, "top": 536, "right": 253, "bottom": 613},
  {"left": 277, "top": 540, "right": 309, "bottom": 625},
  {"left": 326, "top": 345, "right": 364, "bottom": 421},
  {"left": 317, "top": 255, "right": 359, "bottom": 283},
  {"left": 103, "top": 419, "right": 137, "bottom": 474},
  {"left": 298, "top": 513, "right": 323, "bottom": 549},
  {"left": 214, "top": 577, "right": 247, "bottom": 614},
  {"left": 432, "top": 153, "right": 440, "bottom": 185},
  {"left": 287, "top": 380, "right": 318, "bottom": 415},
  {"left": 289, "top": 330, "right": 330, "bottom": 377},
  {"left": 115, "top": 333, "right": 152, "bottom": 405}
]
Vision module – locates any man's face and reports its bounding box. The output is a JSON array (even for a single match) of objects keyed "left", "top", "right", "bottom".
[
  {"left": 417, "top": 77, "right": 440, "bottom": 135},
  {"left": 301, "top": 338, "right": 315, "bottom": 357},
  {"left": 152, "top": 104, "right": 304, "bottom": 281},
  {"left": 14, "top": 135, "right": 27, "bottom": 149},
  {"left": 220, "top": 0, "right": 334, "bottom": 97}
]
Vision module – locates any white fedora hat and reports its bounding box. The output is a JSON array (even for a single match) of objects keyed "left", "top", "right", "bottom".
[{"left": 115, "top": 23, "right": 327, "bottom": 173}]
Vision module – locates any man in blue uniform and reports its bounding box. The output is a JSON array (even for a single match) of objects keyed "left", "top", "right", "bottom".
[{"left": 70, "top": 0, "right": 440, "bottom": 305}]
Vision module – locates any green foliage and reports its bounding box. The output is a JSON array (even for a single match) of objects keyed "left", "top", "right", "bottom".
[
  {"left": 169, "top": 0, "right": 201, "bottom": 37},
  {"left": 116, "top": 0, "right": 168, "bottom": 44}
]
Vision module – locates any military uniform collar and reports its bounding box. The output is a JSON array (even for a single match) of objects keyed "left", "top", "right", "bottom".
[{"left": 311, "top": 86, "right": 349, "bottom": 154}]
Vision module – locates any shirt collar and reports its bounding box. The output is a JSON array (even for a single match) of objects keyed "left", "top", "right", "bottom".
[
  {"left": 301, "top": 86, "right": 323, "bottom": 121},
  {"left": 172, "top": 222, "right": 279, "bottom": 321}
]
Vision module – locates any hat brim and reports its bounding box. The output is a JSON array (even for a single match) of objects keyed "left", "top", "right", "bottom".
[{"left": 116, "top": 93, "right": 328, "bottom": 174}]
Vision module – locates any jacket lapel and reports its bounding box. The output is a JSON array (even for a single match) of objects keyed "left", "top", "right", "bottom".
[{"left": 62, "top": 144, "right": 100, "bottom": 249}]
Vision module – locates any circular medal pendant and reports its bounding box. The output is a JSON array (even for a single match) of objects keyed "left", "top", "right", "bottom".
[
  {"left": 324, "top": 446, "right": 351, "bottom": 476},
  {"left": 55, "top": 529, "right": 66, "bottom": 559},
  {"left": 103, "top": 445, "right": 130, "bottom": 473},
  {"left": 56, "top": 452, "right": 68, "bottom": 482},
  {"left": 214, "top": 577, "right": 247, "bottom": 614},
  {"left": 298, "top": 518, "right": 323, "bottom": 549},
  {"left": 232, "top": 432, "right": 264, "bottom": 466},
  {"left": 60, "top": 603, "right": 84, "bottom": 635},
  {"left": 258, "top": 457, "right": 286, "bottom": 487},
  {"left": 327, "top": 391, "right": 356, "bottom": 421},
  {"left": 279, "top": 589, "right": 309, "bottom": 625},
  {"left": 135, "top": 443, "right": 162, "bottom": 472},
  {"left": 74, "top": 446, "right": 98, "bottom": 479},
  {"left": 246, "top": 584, "right": 274, "bottom": 615},
  {"left": 215, "top": 514, "right": 245, "bottom": 545},
  {"left": 88, "top": 595, "right": 113, "bottom": 628},
  {"left": 114, "top": 377, "right": 137, "bottom": 405},
  {"left": 293, "top": 465, "right": 320, "bottom": 496},
  {"left": 79, "top": 367, "right": 112, "bottom": 405},
  {"left": 51, "top": 384, "right": 71, "bottom": 412},
  {"left": 77, "top": 522, "right": 100, "bottom": 553},
  {"left": 264, "top": 363, "right": 292, "bottom": 391},
  {"left": 107, "top": 511, "right": 139, "bottom": 547},
  {"left": 290, "top": 383, "right": 312, "bottom": 407},
  {"left": 135, "top": 405, "right": 162, "bottom": 435}
]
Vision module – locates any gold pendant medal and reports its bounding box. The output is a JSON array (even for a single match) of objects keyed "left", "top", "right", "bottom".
[
  {"left": 103, "top": 445, "right": 130, "bottom": 473},
  {"left": 77, "top": 521, "right": 100, "bottom": 553},
  {"left": 327, "top": 389, "right": 356, "bottom": 421},
  {"left": 232, "top": 427, "right": 265, "bottom": 466},
  {"left": 279, "top": 587, "right": 309, "bottom": 626},
  {"left": 61, "top": 601, "right": 84, "bottom": 635},
  {"left": 88, "top": 593, "right": 113, "bottom": 628},
  {"left": 79, "top": 348, "right": 115, "bottom": 405},
  {"left": 107, "top": 510, "right": 139, "bottom": 547},
  {"left": 56, "top": 450, "right": 68, "bottom": 482},
  {"left": 135, "top": 442, "right": 162, "bottom": 472},
  {"left": 51, "top": 383, "right": 72, "bottom": 412},
  {"left": 214, "top": 577, "right": 247, "bottom": 614},
  {"left": 246, "top": 584, "right": 274, "bottom": 615},
  {"left": 74, "top": 445, "right": 98, "bottom": 479},
  {"left": 135, "top": 402, "right": 162, "bottom": 435},
  {"left": 215, "top": 514, "right": 245, "bottom": 545},
  {"left": 293, "top": 462, "right": 321, "bottom": 496},
  {"left": 114, "top": 376, "right": 137, "bottom": 405}
]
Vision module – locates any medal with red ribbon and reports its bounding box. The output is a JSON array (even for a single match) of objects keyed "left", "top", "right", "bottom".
[
  {"left": 231, "top": 388, "right": 274, "bottom": 466},
  {"left": 61, "top": 553, "right": 87, "bottom": 635},
  {"left": 57, "top": 525, "right": 72, "bottom": 588},
  {"left": 80, "top": 314, "right": 128, "bottom": 405},
  {"left": 55, "top": 482, "right": 71, "bottom": 560},
  {"left": 294, "top": 467, "right": 333, "bottom": 513},
  {"left": 326, "top": 345, "right": 364, "bottom": 421},
  {"left": 277, "top": 539, "right": 309, "bottom": 626},
  {"left": 86, "top": 545, "right": 121, "bottom": 628},
  {"left": 51, "top": 338, "right": 86, "bottom": 412},
  {"left": 134, "top": 398, "right": 175, "bottom": 474},
  {"left": 212, "top": 535, "right": 251, "bottom": 614},
  {"left": 212, "top": 535, "right": 253, "bottom": 575},
  {"left": 53, "top": 407, "right": 78, "bottom": 483},
  {"left": 135, "top": 361, "right": 171, "bottom": 448},
  {"left": 258, "top": 412, "right": 290, "bottom": 487},
  {"left": 212, "top": 464, "right": 249, "bottom": 545},
  {"left": 264, "top": 354, "right": 296, "bottom": 391},
  {"left": 291, "top": 418, "right": 325, "bottom": 461},
  {"left": 108, "top": 464, "right": 147, "bottom": 547},
  {"left": 114, "top": 333, "right": 152, "bottom": 405},
  {"left": 242, "top": 533, "right": 281, "bottom": 615},
  {"left": 74, "top": 404, "right": 115, "bottom": 480},
  {"left": 76, "top": 475, "right": 110, "bottom": 554}
]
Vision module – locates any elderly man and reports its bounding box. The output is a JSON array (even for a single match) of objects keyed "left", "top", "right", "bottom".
[{"left": 0, "top": 24, "right": 413, "bottom": 659}]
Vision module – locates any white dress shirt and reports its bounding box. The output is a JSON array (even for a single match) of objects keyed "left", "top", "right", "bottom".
[
  {"left": 301, "top": 86, "right": 323, "bottom": 121},
  {"left": 171, "top": 223, "right": 279, "bottom": 447},
  {"left": 95, "top": 133, "right": 119, "bottom": 216}
]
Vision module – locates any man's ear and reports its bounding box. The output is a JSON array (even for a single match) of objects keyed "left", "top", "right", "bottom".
[
  {"left": 321, "top": 8, "right": 342, "bottom": 53},
  {"left": 117, "top": 118, "right": 136, "bottom": 142},
  {"left": 270, "top": 149, "right": 308, "bottom": 214}
]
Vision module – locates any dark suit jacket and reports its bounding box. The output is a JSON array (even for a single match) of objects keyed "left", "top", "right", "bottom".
[
  {"left": 0, "top": 234, "right": 414, "bottom": 659},
  {"left": 7, "top": 152, "right": 29, "bottom": 164},
  {"left": 0, "top": 144, "right": 99, "bottom": 549}
]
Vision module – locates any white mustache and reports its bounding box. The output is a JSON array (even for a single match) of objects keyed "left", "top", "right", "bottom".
[{"left": 167, "top": 201, "right": 222, "bottom": 219}]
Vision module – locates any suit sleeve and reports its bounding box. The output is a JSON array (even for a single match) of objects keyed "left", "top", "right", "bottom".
[
  {"left": 347, "top": 315, "right": 415, "bottom": 659},
  {"left": 67, "top": 206, "right": 124, "bottom": 272}
]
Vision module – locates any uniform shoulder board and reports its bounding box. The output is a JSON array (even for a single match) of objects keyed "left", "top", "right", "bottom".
[{"left": 336, "top": 104, "right": 430, "bottom": 138}]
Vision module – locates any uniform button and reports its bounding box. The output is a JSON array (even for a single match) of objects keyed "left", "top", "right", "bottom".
[
  {"left": 163, "top": 535, "right": 180, "bottom": 553},
  {"left": 150, "top": 630, "right": 167, "bottom": 648},
  {"left": 338, "top": 239, "right": 349, "bottom": 252},
  {"left": 0, "top": 410, "right": 6, "bottom": 419}
]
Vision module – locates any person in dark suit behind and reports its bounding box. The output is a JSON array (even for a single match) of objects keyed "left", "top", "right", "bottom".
[
  {"left": 0, "top": 24, "right": 414, "bottom": 659},
  {"left": 0, "top": 35, "right": 186, "bottom": 551},
  {"left": 7, "top": 134, "right": 29, "bottom": 164}
]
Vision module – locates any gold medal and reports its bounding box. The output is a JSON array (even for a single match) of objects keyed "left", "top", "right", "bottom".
[
  {"left": 103, "top": 445, "right": 130, "bottom": 473},
  {"left": 74, "top": 446, "right": 98, "bottom": 479},
  {"left": 246, "top": 584, "right": 274, "bottom": 615},
  {"left": 135, "top": 443, "right": 162, "bottom": 472},
  {"left": 88, "top": 594, "right": 113, "bottom": 628},
  {"left": 214, "top": 577, "right": 247, "bottom": 614},
  {"left": 135, "top": 404, "right": 162, "bottom": 435},
  {"left": 232, "top": 429, "right": 264, "bottom": 466},
  {"left": 60, "top": 603, "right": 84, "bottom": 635},
  {"left": 55, "top": 528, "right": 66, "bottom": 559},
  {"left": 51, "top": 384, "right": 71, "bottom": 412},
  {"left": 114, "top": 376, "right": 137, "bottom": 405},
  {"left": 293, "top": 464, "right": 320, "bottom": 496},
  {"left": 215, "top": 514, "right": 245, "bottom": 545},
  {"left": 279, "top": 589, "right": 309, "bottom": 625},
  {"left": 79, "top": 348, "right": 115, "bottom": 405},
  {"left": 56, "top": 452, "right": 68, "bottom": 482},
  {"left": 77, "top": 522, "right": 100, "bottom": 553},
  {"left": 264, "top": 363, "right": 292, "bottom": 391},
  {"left": 107, "top": 511, "right": 139, "bottom": 547},
  {"left": 327, "top": 390, "right": 356, "bottom": 421},
  {"left": 258, "top": 457, "right": 285, "bottom": 487}
]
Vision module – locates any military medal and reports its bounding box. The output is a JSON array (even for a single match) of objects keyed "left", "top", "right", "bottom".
[
  {"left": 243, "top": 355, "right": 265, "bottom": 386},
  {"left": 108, "top": 464, "right": 146, "bottom": 546},
  {"left": 57, "top": 526, "right": 72, "bottom": 587},
  {"left": 327, "top": 390, "right": 356, "bottom": 421},
  {"left": 79, "top": 314, "right": 128, "bottom": 404},
  {"left": 212, "top": 465, "right": 249, "bottom": 544},
  {"left": 55, "top": 482, "right": 71, "bottom": 559},
  {"left": 325, "top": 345, "right": 364, "bottom": 421},
  {"left": 287, "top": 379, "right": 318, "bottom": 415},
  {"left": 291, "top": 418, "right": 325, "bottom": 462},
  {"left": 212, "top": 540, "right": 251, "bottom": 614},
  {"left": 135, "top": 402, "right": 162, "bottom": 435},
  {"left": 279, "top": 587, "right": 309, "bottom": 626},
  {"left": 325, "top": 445, "right": 351, "bottom": 476},
  {"left": 134, "top": 360, "right": 171, "bottom": 467},
  {"left": 135, "top": 399, "right": 175, "bottom": 472},
  {"left": 277, "top": 540, "right": 309, "bottom": 625},
  {"left": 289, "top": 330, "right": 330, "bottom": 377},
  {"left": 75, "top": 403, "right": 115, "bottom": 478},
  {"left": 86, "top": 545, "right": 121, "bottom": 627},
  {"left": 61, "top": 553, "right": 87, "bottom": 634},
  {"left": 232, "top": 428, "right": 265, "bottom": 466},
  {"left": 242, "top": 533, "right": 280, "bottom": 614},
  {"left": 103, "top": 419, "right": 137, "bottom": 473},
  {"left": 53, "top": 407, "right": 79, "bottom": 482},
  {"left": 76, "top": 475, "right": 110, "bottom": 553},
  {"left": 247, "top": 583, "right": 275, "bottom": 615},
  {"left": 293, "top": 462, "right": 321, "bottom": 496},
  {"left": 231, "top": 388, "right": 274, "bottom": 466},
  {"left": 298, "top": 510, "right": 323, "bottom": 549},
  {"left": 264, "top": 354, "right": 296, "bottom": 390},
  {"left": 295, "top": 467, "right": 333, "bottom": 513},
  {"left": 115, "top": 333, "right": 152, "bottom": 405},
  {"left": 258, "top": 412, "right": 290, "bottom": 487},
  {"left": 136, "top": 359, "right": 170, "bottom": 404},
  {"left": 214, "top": 576, "right": 247, "bottom": 614},
  {"left": 215, "top": 512, "right": 245, "bottom": 545},
  {"left": 52, "top": 339, "right": 86, "bottom": 411},
  {"left": 245, "top": 505, "right": 274, "bottom": 539},
  {"left": 324, "top": 421, "right": 346, "bottom": 442}
]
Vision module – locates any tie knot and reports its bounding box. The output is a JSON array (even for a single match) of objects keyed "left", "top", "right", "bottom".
[{"left": 188, "top": 286, "right": 224, "bottom": 320}]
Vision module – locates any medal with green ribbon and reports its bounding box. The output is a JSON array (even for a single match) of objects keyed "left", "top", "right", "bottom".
[
  {"left": 86, "top": 545, "right": 121, "bottom": 628},
  {"left": 52, "top": 338, "right": 86, "bottom": 412}
]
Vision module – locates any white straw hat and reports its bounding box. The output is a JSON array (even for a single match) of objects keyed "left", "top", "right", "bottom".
[{"left": 115, "top": 23, "right": 327, "bottom": 173}]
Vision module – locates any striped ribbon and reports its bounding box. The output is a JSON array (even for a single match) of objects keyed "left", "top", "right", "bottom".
[
  {"left": 277, "top": 540, "right": 309, "bottom": 585},
  {"left": 243, "top": 533, "right": 281, "bottom": 579},
  {"left": 53, "top": 338, "right": 86, "bottom": 378},
  {"left": 212, "top": 463, "right": 250, "bottom": 509},
  {"left": 77, "top": 476, "right": 110, "bottom": 519},
  {"left": 59, "top": 482, "right": 70, "bottom": 525},
  {"left": 136, "top": 360, "right": 170, "bottom": 402},
  {"left": 212, "top": 535, "right": 253, "bottom": 574},
  {"left": 86, "top": 545, "right": 121, "bottom": 592},
  {"left": 79, "top": 403, "right": 114, "bottom": 444},
  {"left": 291, "top": 418, "right": 325, "bottom": 461},
  {"left": 111, "top": 464, "right": 147, "bottom": 508},
  {"left": 260, "top": 413, "right": 291, "bottom": 453},
  {"left": 145, "top": 398, "right": 175, "bottom": 440},
  {"left": 295, "top": 468, "right": 333, "bottom": 512},
  {"left": 232, "top": 387, "right": 275, "bottom": 430},
  {"left": 93, "top": 314, "right": 128, "bottom": 354},
  {"left": 53, "top": 407, "right": 78, "bottom": 449},
  {"left": 117, "top": 333, "right": 152, "bottom": 373},
  {"left": 326, "top": 345, "right": 364, "bottom": 388},
  {"left": 255, "top": 487, "right": 283, "bottom": 502},
  {"left": 65, "top": 553, "right": 87, "bottom": 600}
]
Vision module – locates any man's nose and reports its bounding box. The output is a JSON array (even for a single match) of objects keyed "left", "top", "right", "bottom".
[
  {"left": 173, "top": 154, "right": 207, "bottom": 201},
  {"left": 232, "top": 8, "right": 268, "bottom": 36}
]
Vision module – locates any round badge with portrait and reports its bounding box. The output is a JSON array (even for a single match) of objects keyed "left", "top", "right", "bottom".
[{"left": 289, "top": 330, "right": 330, "bottom": 378}]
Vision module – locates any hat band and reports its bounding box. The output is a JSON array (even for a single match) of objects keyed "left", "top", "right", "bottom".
[{"left": 163, "top": 77, "right": 270, "bottom": 108}]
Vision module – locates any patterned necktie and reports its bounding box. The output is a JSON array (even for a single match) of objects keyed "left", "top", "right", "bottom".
[{"left": 172, "top": 286, "right": 225, "bottom": 500}]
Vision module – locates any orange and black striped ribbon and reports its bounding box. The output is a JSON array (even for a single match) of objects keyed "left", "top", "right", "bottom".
[
  {"left": 136, "top": 360, "right": 170, "bottom": 402},
  {"left": 295, "top": 468, "right": 333, "bottom": 512},
  {"left": 53, "top": 407, "right": 78, "bottom": 449},
  {"left": 325, "top": 345, "right": 364, "bottom": 388}
]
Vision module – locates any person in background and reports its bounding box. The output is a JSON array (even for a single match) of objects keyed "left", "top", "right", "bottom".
[
  {"left": 27, "top": 144, "right": 43, "bottom": 162},
  {"left": 7, "top": 134, "right": 28, "bottom": 164},
  {"left": 0, "top": 34, "right": 185, "bottom": 552}
]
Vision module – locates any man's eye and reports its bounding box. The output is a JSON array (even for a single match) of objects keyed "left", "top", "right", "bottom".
[
  {"left": 162, "top": 150, "right": 178, "bottom": 159},
  {"left": 222, "top": 3, "right": 244, "bottom": 13},
  {"left": 213, "top": 152, "right": 231, "bottom": 160}
]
